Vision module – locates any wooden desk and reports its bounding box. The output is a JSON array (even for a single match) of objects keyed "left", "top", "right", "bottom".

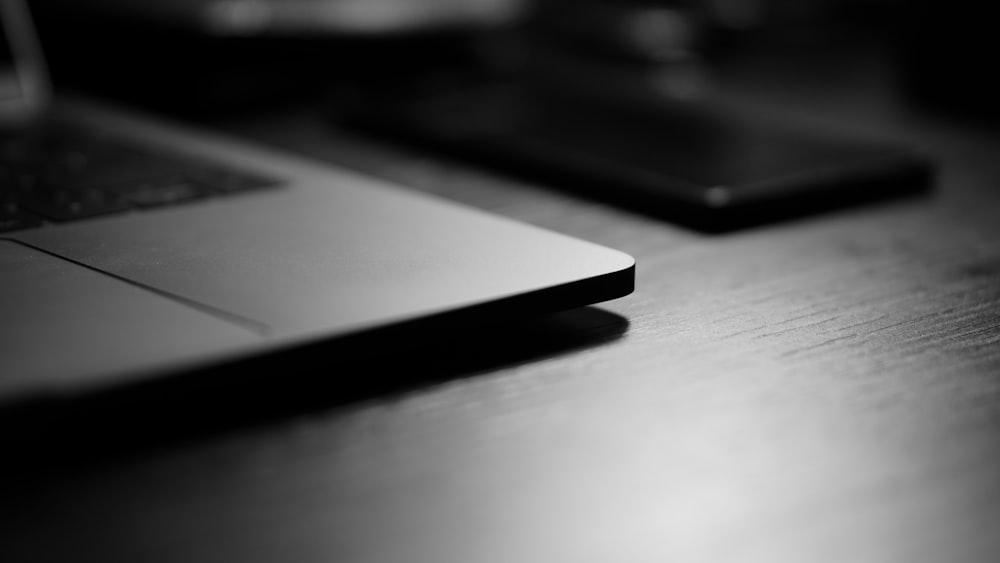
[{"left": 3, "top": 39, "right": 1000, "bottom": 563}]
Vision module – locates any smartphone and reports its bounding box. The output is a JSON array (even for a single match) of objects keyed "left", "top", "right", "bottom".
[{"left": 334, "top": 80, "right": 933, "bottom": 232}]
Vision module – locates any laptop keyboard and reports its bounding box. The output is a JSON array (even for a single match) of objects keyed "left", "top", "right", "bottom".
[{"left": 0, "top": 120, "right": 284, "bottom": 233}]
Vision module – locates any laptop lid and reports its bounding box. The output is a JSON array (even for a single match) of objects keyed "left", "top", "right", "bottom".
[{"left": 0, "top": 0, "right": 47, "bottom": 125}]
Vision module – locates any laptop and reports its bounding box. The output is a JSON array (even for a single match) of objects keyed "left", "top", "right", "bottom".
[{"left": 0, "top": 0, "right": 634, "bottom": 414}]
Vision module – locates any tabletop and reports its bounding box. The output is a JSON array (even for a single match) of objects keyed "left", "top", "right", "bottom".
[{"left": 3, "top": 26, "right": 1000, "bottom": 563}]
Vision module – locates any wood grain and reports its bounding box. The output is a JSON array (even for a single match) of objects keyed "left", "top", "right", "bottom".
[{"left": 3, "top": 37, "right": 1000, "bottom": 563}]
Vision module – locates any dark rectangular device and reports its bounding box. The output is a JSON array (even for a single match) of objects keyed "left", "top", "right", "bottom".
[{"left": 337, "top": 81, "right": 932, "bottom": 232}]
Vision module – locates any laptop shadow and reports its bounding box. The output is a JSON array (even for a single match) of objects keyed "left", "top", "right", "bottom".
[{"left": 0, "top": 306, "right": 629, "bottom": 474}]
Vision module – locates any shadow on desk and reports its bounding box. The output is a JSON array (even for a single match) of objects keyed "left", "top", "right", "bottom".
[{"left": 0, "top": 307, "right": 628, "bottom": 477}]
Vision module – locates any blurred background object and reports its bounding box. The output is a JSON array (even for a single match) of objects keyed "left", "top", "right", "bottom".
[
  {"left": 523, "top": 0, "right": 906, "bottom": 103},
  {"left": 28, "top": 0, "right": 1000, "bottom": 123},
  {"left": 28, "top": 0, "right": 531, "bottom": 116},
  {"left": 519, "top": 0, "right": 711, "bottom": 102},
  {"left": 526, "top": 0, "right": 1000, "bottom": 124},
  {"left": 34, "top": 0, "right": 530, "bottom": 35}
]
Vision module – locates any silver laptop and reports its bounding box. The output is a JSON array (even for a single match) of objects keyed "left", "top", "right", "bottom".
[{"left": 0, "top": 0, "right": 634, "bottom": 410}]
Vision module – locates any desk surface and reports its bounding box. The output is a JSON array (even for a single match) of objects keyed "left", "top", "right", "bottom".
[{"left": 3, "top": 37, "right": 1000, "bottom": 563}]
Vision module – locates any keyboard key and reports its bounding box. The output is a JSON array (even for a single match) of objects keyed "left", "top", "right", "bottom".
[
  {"left": 0, "top": 209, "right": 44, "bottom": 233},
  {"left": 20, "top": 188, "right": 131, "bottom": 222},
  {"left": 185, "top": 165, "right": 282, "bottom": 193},
  {"left": 114, "top": 177, "right": 212, "bottom": 208},
  {"left": 45, "top": 155, "right": 174, "bottom": 189},
  {"left": 0, "top": 120, "right": 286, "bottom": 229}
]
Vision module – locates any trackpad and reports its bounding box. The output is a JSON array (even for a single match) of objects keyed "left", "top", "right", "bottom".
[{"left": 0, "top": 240, "right": 261, "bottom": 402}]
